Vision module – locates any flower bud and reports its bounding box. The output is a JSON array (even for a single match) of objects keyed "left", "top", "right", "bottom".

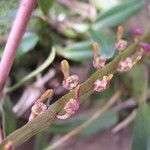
[{"left": 94, "top": 74, "right": 113, "bottom": 92}]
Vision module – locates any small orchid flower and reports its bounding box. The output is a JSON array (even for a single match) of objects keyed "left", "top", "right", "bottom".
[
  {"left": 115, "top": 26, "right": 128, "bottom": 51},
  {"left": 132, "top": 28, "right": 143, "bottom": 37},
  {"left": 94, "top": 74, "right": 113, "bottom": 92},
  {"left": 140, "top": 42, "right": 150, "bottom": 53},
  {"left": 117, "top": 54, "right": 142, "bottom": 72},
  {"left": 28, "top": 89, "right": 53, "bottom": 122},
  {"left": 132, "top": 28, "right": 143, "bottom": 42},
  {"left": 117, "top": 57, "right": 133, "bottom": 72},
  {"left": 61, "top": 59, "right": 79, "bottom": 90},
  {"left": 92, "top": 42, "right": 106, "bottom": 69},
  {"left": 56, "top": 85, "right": 80, "bottom": 120}
]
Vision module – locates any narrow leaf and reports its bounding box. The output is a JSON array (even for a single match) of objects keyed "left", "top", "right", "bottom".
[
  {"left": 132, "top": 103, "right": 150, "bottom": 150},
  {"left": 0, "top": 96, "right": 16, "bottom": 137},
  {"left": 93, "top": 0, "right": 144, "bottom": 30},
  {"left": 17, "top": 32, "right": 39, "bottom": 58}
]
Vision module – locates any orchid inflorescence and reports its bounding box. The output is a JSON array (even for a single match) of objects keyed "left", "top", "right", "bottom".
[{"left": 29, "top": 26, "right": 148, "bottom": 121}]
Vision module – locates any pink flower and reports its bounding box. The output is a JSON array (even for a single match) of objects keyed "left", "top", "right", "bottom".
[
  {"left": 56, "top": 85, "right": 80, "bottom": 120},
  {"left": 94, "top": 74, "right": 113, "bottom": 92},
  {"left": 140, "top": 42, "right": 150, "bottom": 53},
  {"left": 115, "top": 26, "right": 128, "bottom": 51},
  {"left": 29, "top": 101, "right": 47, "bottom": 122},
  {"left": 115, "top": 40, "right": 128, "bottom": 51},
  {"left": 63, "top": 75, "right": 79, "bottom": 90},
  {"left": 92, "top": 42, "right": 106, "bottom": 69},
  {"left": 117, "top": 57, "right": 133, "bottom": 72},
  {"left": 61, "top": 60, "right": 79, "bottom": 90},
  {"left": 132, "top": 28, "right": 143, "bottom": 36}
]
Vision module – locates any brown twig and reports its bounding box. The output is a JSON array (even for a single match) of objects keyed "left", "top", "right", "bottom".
[{"left": 0, "top": 0, "right": 37, "bottom": 95}]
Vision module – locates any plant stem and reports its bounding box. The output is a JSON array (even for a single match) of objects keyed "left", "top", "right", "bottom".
[
  {"left": 0, "top": 0, "right": 37, "bottom": 96},
  {"left": 44, "top": 90, "right": 122, "bottom": 150},
  {"left": 6, "top": 48, "right": 56, "bottom": 93},
  {"left": 0, "top": 33, "right": 149, "bottom": 149}
]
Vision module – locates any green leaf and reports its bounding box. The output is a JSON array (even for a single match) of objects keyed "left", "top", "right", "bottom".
[
  {"left": 90, "top": 30, "right": 116, "bottom": 59},
  {"left": 34, "top": 132, "right": 49, "bottom": 150},
  {"left": 48, "top": 111, "right": 118, "bottom": 136},
  {"left": 121, "top": 64, "right": 148, "bottom": 102},
  {"left": 38, "top": 0, "right": 55, "bottom": 15},
  {"left": 17, "top": 32, "right": 39, "bottom": 58},
  {"left": 0, "top": 96, "right": 16, "bottom": 137},
  {"left": 57, "top": 40, "right": 93, "bottom": 62},
  {"left": 58, "top": 32, "right": 115, "bottom": 62},
  {"left": 93, "top": 0, "right": 144, "bottom": 30},
  {"left": 132, "top": 103, "right": 150, "bottom": 150},
  {"left": 90, "top": 0, "right": 119, "bottom": 11}
]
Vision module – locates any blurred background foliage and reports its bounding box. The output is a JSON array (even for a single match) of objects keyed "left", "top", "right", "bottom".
[{"left": 0, "top": 0, "right": 150, "bottom": 150}]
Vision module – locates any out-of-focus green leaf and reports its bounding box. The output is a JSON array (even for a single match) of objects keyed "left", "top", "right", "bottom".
[
  {"left": 132, "top": 103, "right": 150, "bottom": 150},
  {"left": 90, "top": 30, "right": 116, "bottom": 58},
  {"left": 90, "top": 0, "right": 119, "bottom": 11},
  {"left": 17, "top": 32, "right": 39, "bottom": 58},
  {"left": 0, "top": 96, "right": 16, "bottom": 137},
  {"left": 121, "top": 64, "right": 148, "bottom": 102},
  {"left": 93, "top": 0, "right": 144, "bottom": 30},
  {"left": 58, "top": 31, "right": 115, "bottom": 62},
  {"left": 57, "top": 40, "right": 93, "bottom": 62},
  {"left": 38, "top": 0, "right": 55, "bottom": 15},
  {"left": 48, "top": 111, "right": 118, "bottom": 136},
  {"left": 35, "top": 132, "right": 49, "bottom": 150}
]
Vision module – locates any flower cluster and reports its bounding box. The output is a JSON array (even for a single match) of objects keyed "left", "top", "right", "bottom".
[{"left": 28, "top": 26, "right": 147, "bottom": 122}]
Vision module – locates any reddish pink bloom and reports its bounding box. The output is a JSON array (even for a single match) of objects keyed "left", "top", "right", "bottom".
[
  {"left": 63, "top": 75, "right": 79, "bottom": 90},
  {"left": 29, "top": 101, "right": 47, "bottom": 122},
  {"left": 61, "top": 60, "right": 79, "bottom": 90},
  {"left": 115, "top": 40, "right": 128, "bottom": 51},
  {"left": 94, "top": 74, "right": 113, "bottom": 92},
  {"left": 140, "top": 42, "right": 150, "bottom": 53},
  {"left": 132, "top": 28, "right": 143, "bottom": 36},
  {"left": 92, "top": 42, "right": 106, "bottom": 69},
  {"left": 115, "top": 26, "right": 128, "bottom": 51},
  {"left": 117, "top": 57, "right": 133, "bottom": 72},
  {"left": 56, "top": 85, "right": 80, "bottom": 120}
]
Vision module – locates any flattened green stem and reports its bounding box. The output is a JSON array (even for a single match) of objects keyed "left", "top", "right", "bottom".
[
  {"left": 6, "top": 48, "right": 56, "bottom": 93},
  {"left": 0, "top": 33, "right": 149, "bottom": 149}
]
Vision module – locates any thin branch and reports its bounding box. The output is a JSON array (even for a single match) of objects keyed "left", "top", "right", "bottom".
[
  {"left": 6, "top": 48, "right": 56, "bottom": 93},
  {"left": 112, "top": 110, "right": 137, "bottom": 133},
  {"left": 44, "top": 90, "right": 122, "bottom": 150},
  {"left": 0, "top": 0, "right": 37, "bottom": 95},
  {"left": 0, "top": 33, "right": 149, "bottom": 149}
]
